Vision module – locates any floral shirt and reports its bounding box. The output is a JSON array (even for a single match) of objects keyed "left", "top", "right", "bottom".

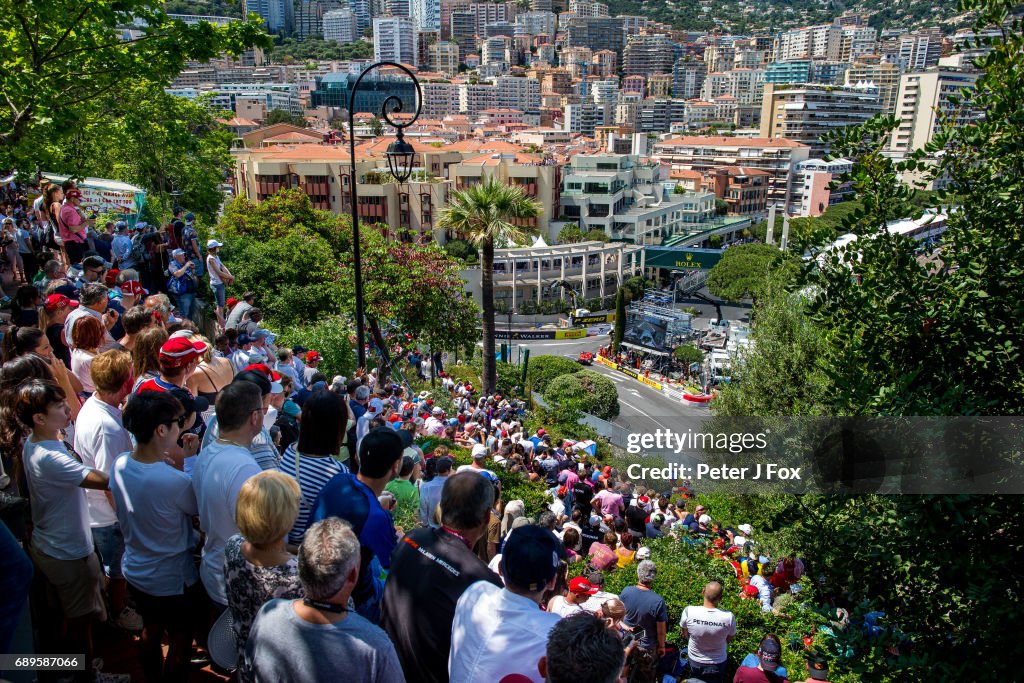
[{"left": 223, "top": 534, "right": 303, "bottom": 681}]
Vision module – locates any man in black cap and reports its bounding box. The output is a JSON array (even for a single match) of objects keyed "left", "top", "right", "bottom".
[
  {"left": 734, "top": 635, "right": 786, "bottom": 683},
  {"left": 382, "top": 472, "right": 502, "bottom": 683},
  {"left": 795, "top": 651, "right": 831, "bottom": 683},
  {"left": 311, "top": 427, "right": 404, "bottom": 624},
  {"left": 449, "top": 524, "right": 566, "bottom": 683}
]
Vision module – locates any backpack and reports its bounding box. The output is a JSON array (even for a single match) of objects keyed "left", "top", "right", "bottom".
[{"left": 167, "top": 271, "right": 196, "bottom": 295}]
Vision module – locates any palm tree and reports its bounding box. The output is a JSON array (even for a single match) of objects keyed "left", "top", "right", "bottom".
[{"left": 438, "top": 177, "right": 542, "bottom": 395}]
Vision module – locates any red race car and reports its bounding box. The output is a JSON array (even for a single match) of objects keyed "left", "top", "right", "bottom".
[{"left": 577, "top": 351, "right": 594, "bottom": 365}]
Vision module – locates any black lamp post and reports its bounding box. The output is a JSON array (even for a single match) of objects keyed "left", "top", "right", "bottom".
[{"left": 348, "top": 61, "right": 422, "bottom": 369}]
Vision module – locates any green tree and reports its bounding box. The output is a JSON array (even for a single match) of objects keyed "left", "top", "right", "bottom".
[
  {"left": 0, "top": 0, "right": 269, "bottom": 169},
  {"left": 707, "top": 243, "right": 799, "bottom": 304},
  {"left": 557, "top": 224, "right": 584, "bottom": 243},
  {"left": 715, "top": 197, "right": 729, "bottom": 216},
  {"left": 218, "top": 190, "right": 478, "bottom": 372},
  {"left": 544, "top": 370, "right": 619, "bottom": 420},
  {"left": 443, "top": 238, "right": 479, "bottom": 264},
  {"left": 525, "top": 355, "right": 582, "bottom": 394},
  {"left": 612, "top": 287, "right": 626, "bottom": 352},
  {"left": 673, "top": 343, "right": 704, "bottom": 366},
  {"left": 370, "top": 116, "right": 385, "bottom": 137},
  {"left": 438, "top": 178, "right": 542, "bottom": 395},
  {"left": 621, "top": 275, "right": 649, "bottom": 302},
  {"left": 49, "top": 84, "right": 235, "bottom": 223},
  {"left": 264, "top": 109, "right": 308, "bottom": 128}
]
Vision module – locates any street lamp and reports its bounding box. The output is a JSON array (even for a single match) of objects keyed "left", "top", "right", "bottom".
[{"left": 348, "top": 61, "right": 422, "bottom": 369}]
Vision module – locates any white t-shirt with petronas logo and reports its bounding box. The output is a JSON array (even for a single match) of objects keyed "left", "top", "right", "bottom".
[{"left": 679, "top": 605, "right": 736, "bottom": 664}]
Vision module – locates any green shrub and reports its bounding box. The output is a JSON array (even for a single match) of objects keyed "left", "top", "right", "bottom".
[
  {"left": 544, "top": 369, "right": 619, "bottom": 420},
  {"left": 443, "top": 238, "right": 479, "bottom": 264},
  {"left": 276, "top": 318, "right": 355, "bottom": 380},
  {"left": 526, "top": 355, "right": 582, "bottom": 394}
]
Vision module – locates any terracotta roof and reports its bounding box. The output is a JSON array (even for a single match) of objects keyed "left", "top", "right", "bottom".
[
  {"left": 221, "top": 117, "right": 258, "bottom": 127},
  {"left": 655, "top": 136, "right": 810, "bottom": 149},
  {"left": 263, "top": 131, "right": 322, "bottom": 143}
]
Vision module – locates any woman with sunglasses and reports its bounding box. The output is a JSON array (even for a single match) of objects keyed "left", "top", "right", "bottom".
[{"left": 112, "top": 390, "right": 202, "bottom": 683}]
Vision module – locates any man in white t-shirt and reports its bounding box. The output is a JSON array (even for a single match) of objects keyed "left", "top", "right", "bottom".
[
  {"left": 678, "top": 581, "right": 736, "bottom": 683},
  {"left": 191, "top": 381, "right": 264, "bottom": 607},
  {"left": 73, "top": 350, "right": 142, "bottom": 631},
  {"left": 449, "top": 525, "right": 565, "bottom": 683}
]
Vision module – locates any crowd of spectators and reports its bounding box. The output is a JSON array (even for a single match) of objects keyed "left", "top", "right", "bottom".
[{"left": 0, "top": 176, "right": 830, "bottom": 683}]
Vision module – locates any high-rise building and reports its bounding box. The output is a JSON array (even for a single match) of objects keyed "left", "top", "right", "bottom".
[
  {"left": 760, "top": 82, "right": 883, "bottom": 156},
  {"left": 561, "top": 47, "right": 593, "bottom": 79},
  {"left": 373, "top": 17, "right": 416, "bottom": 65},
  {"left": 323, "top": 8, "right": 359, "bottom": 43},
  {"left": 496, "top": 75, "right": 541, "bottom": 112},
  {"left": 297, "top": 0, "right": 347, "bottom": 38},
  {"left": 898, "top": 26, "right": 943, "bottom": 71},
  {"left": 774, "top": 23, "right": 843, "bottom": 62},
  {"left": 563, "top": 16, "right": 625, "bottom": 58},
  {"left": 416, "top": 30, "right": 440, "bottom": 68},
  {"left": 567, "top": 0, "right": 608, "bottom": 16},
  {"left": 470, "top": 2, "right": 517, "bottom": 37},
  {"left": 889, "top": 68, "right": 979, "bottom": 154},
  {"left": 703, "top": 44, "right": 735, "bottom": 73},
  {"left": 411, "top": 0, "right": 441, "bottom": 31},
  {"left": 845, "top": 56, "right": 902, "bottom": 114},
  {"left": 840, "top": 25, "right": 877, "bottom": 61},
  {"left": 349, "top": 0, "right": 371, "bottom": 34},
  {"left": 701, "top": 68, "right": 764, "bottom": 106},
  {"left": 243, "top": 0, "right": 294, "bottom": 34},
  {"left": 387, "top": 0, "right": 411, "bottom": 17},
  {"left": 481, "top": 36, "right": 510, "bottom": 66},
  {"left": 673, "top": 58, "right": 706, "bottom": 100},
  {"left": 591, "top": 50, "right": 616, "bottom": 78},
  {"left": 623, "top": 34, "right": 680, "bottom": 77},
  {"left": 450, "top": 11, "right": 476, "bottom": 57},
  {"left": 515, "top": 11, "right": 556, "bottom": 38},
  {"left": 429, "top": 40, "right": 461, "bottom": 74},
  {"left": 421, "top": 81, "right": 462, "bottom": 117}
]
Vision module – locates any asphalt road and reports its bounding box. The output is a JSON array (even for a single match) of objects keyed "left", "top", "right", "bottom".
[{"left": 517, "top": 335, "right": 712, "bottom": 441}]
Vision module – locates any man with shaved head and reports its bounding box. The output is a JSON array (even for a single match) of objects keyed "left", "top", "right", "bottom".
[{"left": 678, "top": 580, "right": 736, "bottom": 683}]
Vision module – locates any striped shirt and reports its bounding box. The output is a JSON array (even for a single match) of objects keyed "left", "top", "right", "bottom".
[{"left": 276, "top": 444, "right": 349, "bottom": 546}]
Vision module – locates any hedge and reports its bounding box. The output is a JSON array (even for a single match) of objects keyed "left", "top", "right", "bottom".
[
  {"left": 544, "top": 369, "right": 620, "bottom": 420},
  {"left": 526, "top": 354, "right": 583, "bottom": 394}
]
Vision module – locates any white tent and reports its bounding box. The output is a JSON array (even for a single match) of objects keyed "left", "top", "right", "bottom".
[{"left": 531, "top": 234, "right": 549, "bottom": 248}]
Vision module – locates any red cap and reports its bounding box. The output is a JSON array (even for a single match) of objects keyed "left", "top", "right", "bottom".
[
  {"left": 44, "top": 294, "right": 78, "bottom": 311},
  {"left": 568, "top": 577, "right": 598, "bottom": 595},
  {"left": 104, "top": 269, "right": 120, "bottom": 287},
  {"left": 603, "top": 466, "right": 612, "bottom": 475},
  {"left": 159, "top": 337, "right": 209, "bottom": 368},
  {"left": 120, "top": 280, "right": 147, "bottom": 298},
  {"left": 226, "top": 297, "right": 238, "bottom": 307},
  {"left": 306, "top": 351, "right": 321, "bottom": 362},
  {"left": 66, "top": 189, "right": 82, "bottom": 199},
  {"left": 537, "top": 428, "right": 546, "bottom": 436}
]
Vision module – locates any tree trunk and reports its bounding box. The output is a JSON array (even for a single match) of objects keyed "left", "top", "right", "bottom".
[
  {"left": 368, "top": 317, "right": 391, "bottom": 384},
  {"left": 481, "top": 236, "right": 497, "bottom": 395}
]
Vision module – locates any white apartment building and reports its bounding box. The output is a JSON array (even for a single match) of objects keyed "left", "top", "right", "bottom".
[
  {"left": 411, "top": 0, "right": 441, "bottom": 32},
  {"left": 168, "top": 82, "right": 303, "bottom": 115},
  {"left": 496, "top": 75, "right": 541, "bottom": 112},
  {"left": 840, "top": 25, "right": 877, "bottom": 61},
  {"left": 481, "top": 36, "right": 510, "bottom": 67},
  {"left": 323, "top": 9, "right": 359, "bottom": 44},
  {"left": 699, "top": 68, "right": 764, "bottom": 106},
  {"left": 421, "top": 81, "right": 462, "bottom": 118},
  {"left": 560, "top": 153, "right": 717, "bottom": 244},
  {"left": 889, "top": 69, "right": 979, "bottom": 155},
  {"left": 515, "top": 11, "right": 556, "bottom": 38},
  {"left": 460, "top": 83, "right": 500, "bottom": 116},
  {"left": 373, "top": 17, "right": 416, "bottom": 65},
  {"left": 774, "top": 23, "right": 843, "bottom": 62},
  {"left": 760, "top": 83, "right": 883, "bottom": 157}
]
